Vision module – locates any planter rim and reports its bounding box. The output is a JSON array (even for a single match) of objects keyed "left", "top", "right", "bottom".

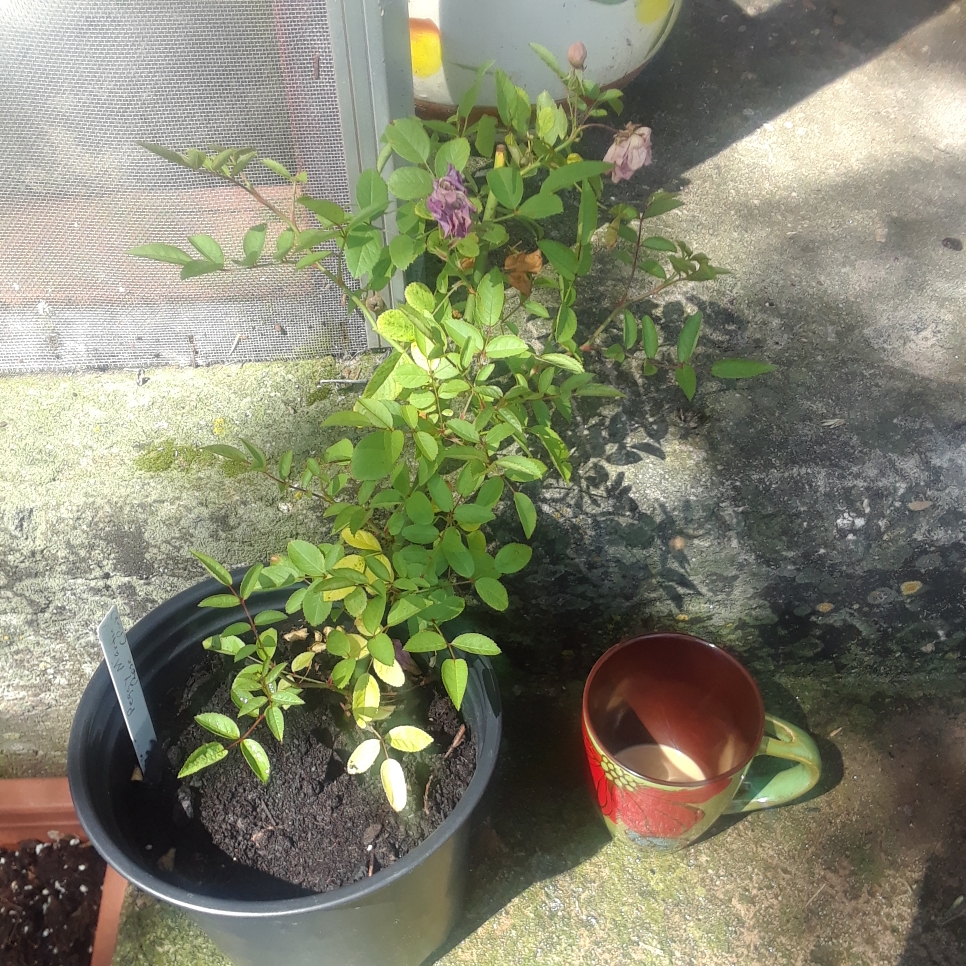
[
  {"left": 69, "top": 575, "right": 501, "bottom": 919},
  {"left": 0, "top": 776, "right": 126, "bottom": 966}
]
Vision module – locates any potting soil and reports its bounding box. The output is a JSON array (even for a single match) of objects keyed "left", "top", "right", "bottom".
[
  {"left": 0, "top": 837, "right": 106, "bottom": 966},
  {"left": 126, "top": 654, "right": 477, "bottom": 896}
]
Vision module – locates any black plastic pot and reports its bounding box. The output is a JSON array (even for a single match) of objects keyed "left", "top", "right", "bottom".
[{"left": 68, "top": 576, "right": 502, "bottom": 966}]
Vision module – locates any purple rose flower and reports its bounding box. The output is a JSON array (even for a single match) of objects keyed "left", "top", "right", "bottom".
[
  {"left": 603, "top": 124, "right": 653, "bottom": 183},
  {"left": 426, "top": 164, "right": 476, "bottom": 239}
]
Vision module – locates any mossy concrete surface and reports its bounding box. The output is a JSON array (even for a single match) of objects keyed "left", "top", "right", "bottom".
[{"left": 3, "top": 0, "right": 966, "bottom": 964}]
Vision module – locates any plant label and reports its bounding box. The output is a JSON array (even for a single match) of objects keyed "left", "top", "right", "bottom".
[{"left": 98, "top": 606, "right": 160, "bottom": 783}]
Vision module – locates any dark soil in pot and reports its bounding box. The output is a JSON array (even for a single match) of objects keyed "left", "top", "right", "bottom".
[
  {"left": 122, "top": 652, "right": 477, "bottom": 896},
  {"left": 0, "top": 837, "right": 106, "bottom": 966}
]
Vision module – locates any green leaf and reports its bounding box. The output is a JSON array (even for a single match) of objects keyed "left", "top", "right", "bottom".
[
  {"left": 406, "top": 491, "right": 435, "bottom": 526},
  {"left": 487, "top": 335, "right": 529, "bottom": 359},
  {"left": 387, "top": 596, "right": 426, "bottom": 627},
  {"left": 486, "top": 167, "right": 524, "bottom": 210},
  {"left": 331, "top": 657, "right": 356, "bottom": 688},
  {"left": 514, "top": 491, "right": 537, "bottom": 538},
  {"left": 240, "top": 738, "right": 271, "bottom": 784},
  {"left": 385, "top": 117, "right": 431, "bottom": 164},
  {"left": 195, "top": 713, "right": 240, "bottom": 741},
  {"left": 427, "top": 475, "right": 454, "bottom": 512},
  {"left": 475, "top": 114, "right": 497, "bottom": 158},
  {"left": 387, "top": 725, "right": 434, "bottom": 752},
  {"left": 325, "top": 438, "right": 353, "bottom": 463},
  {"left": 675, "top": 364, "right": 697, "bottom": 400},
  {"left": 190, "top": 550, "right": 233, "bottom": 587},
  {"left": 442, "top": 526, "right": 475, "bottom": 577},
  {"left": 642, "top": 315, "right": 659, "bottom": 358},
  {"left": 291, "top": 651, "right": 314, "bottom": 673},
  {"left": 344, "top": 586, "right": 368, "bottom": 617},
  {"left": 540, "top": 352, "right": 583, "bottom": 373},
  {"left": 242, "top": 223, "right": 267, "bottom": 265},
  {"left": 297, "top": 196, "right": 349, "bottom": 225},
  {"left": 265, "top": 706, "right": 284, "bottom": 743},
  {"left": 347, "top": 738, "right": 381, "bottom": 774},
  {"left": 344, "top": 227, "right": 383, "bottom": 279},
  {"left": 356, "top": 169, "right": 390, "bottom": 209},
  {"left": 475, "top": 576, "right": 509, "bottom": 611},
  {"left": 518, "top": 193, "right": 564, "bottom": 220},
  {"left": 388, "top": 234, "right": 420, "bottom": 272},
  {"left": 441, "top": 658, "right": 469, "bottom": 710},
  {"left": 204, "top": 444, "right": 250, "bottom": 464},
  {"left": 180, "top": 260, "right": 223, "bottom": 280},
  {"left": 498, "top": 455, "right": 547, "bottom": 482},
  {"left": 451, "top": 632, "right": 501, "bottom": 656},
  {"left": 575, "top": 383, "right": 625, "bottom": 398},
  {"left": 261, "top": 157, "right": 294, "bottom": 180},
  {"left": 677, "top": 311, "right": 702, "bottom": 363},
  {"left": 414, "top": 431, "right": 438, "bottom": 461},
  {"left": 380, "top": 757, "right": 407, "bottom": 812},
  {"left": 529, "top": 42, "right": 565, "bottom": 77},
  {"left": 541, "top": 161, "right": 613, "bottom": 194},
  {"left": 494, "top": 543, "right": 532, "bottom": 575},
  {"left": 367, "top": 632, "right": 395, "bottom": 666},
  {"left": 351, "top": 430, "right": 398, "bottom": 481},
  {"left": 537, "top": 240, "right": 578, "bottom": 279},
  {"left": 137, "top": 141, "right": 193, "bottom": 168},
  {"left": 642, "top": 236, "right": 676, "bottom": 251},
  {"left": 435, "top": 138, "right": 471, "bottom": 177},
  {"left": 476, "top": 269, "right": 505, "bottom": 328},
  {"left": 711, "top": 359, "right": 778, "bottom": 379},
  {"left": 188, "top": 235, "right": 225, "bottom": 268},
  {"left": 376, "top": 308, "right": 416, "bottom": 345},
  {"left": 401, "top": 524, "right": 440, "bottom": 544},
  {"left": 287, "top": 539, "right": 326, "bottom": 577},
  {"left": 623, "top": 310, "right": 639, "bottom": 350},
  {"left": 177, "top": 742, "right": 227, "bottom": 779},
  {"left": 404, "top": 629, "right": 448, "bottom": 653},
  {"left": 388, "top": 166, "right": 435, "bottom": 200},
  {"left": 253, "top": 609, "right": 287, "bottom": 626},
  {"left": 127, "top": 243, "right": 195, "bottom": 267},
  {"left": 458, "top": 59, "right": 494, "bottom": 118},
  {"left": 454, "top": 504, "right": 495, "bottom": 527},
  {"left": 302, "top": 586, "right": 332, "bottom": 626},
  {"left": 198, "top": 593, "right": 239, "bottom": 608},
  {"left": 643, "top": 191, "right": 684, "bottom": 219},
  {"left": 476, "top": 476, "right": 504, "bottom": 508},
  {"left": 446, "top": 418, "right": 480, "bottom": 443}
]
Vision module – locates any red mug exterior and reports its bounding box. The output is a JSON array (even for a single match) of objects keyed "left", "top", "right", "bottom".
[{"left": 582, "top": 633, "right": 821, "bottom": 851}]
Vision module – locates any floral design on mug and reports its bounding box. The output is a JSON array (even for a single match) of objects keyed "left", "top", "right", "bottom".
[{"left": 582, "top": 723, "right": 729, "bottom": 841}]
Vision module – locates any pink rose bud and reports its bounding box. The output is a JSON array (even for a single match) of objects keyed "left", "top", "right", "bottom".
[
  {"left": 602, "top": 124, "right": 653, "bottom": 183},
  {"left": 567, "top": 41, "right": 588, "bottom": 70}
]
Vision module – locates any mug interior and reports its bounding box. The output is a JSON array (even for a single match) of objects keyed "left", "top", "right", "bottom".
[{"left": 584, "top": 634, "right": 765, "bottom": 784}]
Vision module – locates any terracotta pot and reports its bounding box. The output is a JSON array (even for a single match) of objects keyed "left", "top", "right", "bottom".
[
  {"left": 0, "top": 777, "right": 127, "bottom": 966},
  {"left": 408, "top": 0, "right": 684, "bottom": 115}
]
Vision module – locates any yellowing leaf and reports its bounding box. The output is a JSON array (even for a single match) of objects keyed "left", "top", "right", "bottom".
[
  {"left": 381, "top": 757, "right": 408, "bottom": 812},
  {"left": 342, "top": 528, "right": 382, "bottom": 552},
  {"left": 373, "top": 658, "right": 406, "bottom": 687},
  {"left": 901, "top": 581, "right": 922, "bottom": 595},
  {"left": 352, "top": 672, "right": 381, "bottom": 726},
  {"left": 333, "top": 554, "right": 367, "bottom": 572},
  {"left": 387, "top": 726, "right": 433, "bottom": 753},
  {"left": 346, "top": 738, "right": 382, "bottom": 774}
]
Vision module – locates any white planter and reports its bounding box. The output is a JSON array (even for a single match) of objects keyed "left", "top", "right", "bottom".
[{"left": 408, "top": 0, "right": 683, "bottom": 112}]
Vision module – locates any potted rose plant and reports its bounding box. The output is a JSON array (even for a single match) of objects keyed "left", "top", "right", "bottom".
[{"left": 68, "top": 46, "right": 771, "bottom": 966}]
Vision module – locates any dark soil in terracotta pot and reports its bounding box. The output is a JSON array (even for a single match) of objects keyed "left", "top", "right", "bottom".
[
  {"left": 122, "top": 652, "right": 477, "bottom": 896},
  {"left": 0, "top": 837, "right": 106, "bottom": 966}
]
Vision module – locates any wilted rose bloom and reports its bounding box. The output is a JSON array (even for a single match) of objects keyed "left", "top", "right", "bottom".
[
  {"left": 567, "top": 41, "right": 587, "bottom": 70},
  {"left": 603, "top": 124, "right": 653, "bottom": 183},
  {"left": 426, "top": 164, "right": 476, "bottom": 239}
]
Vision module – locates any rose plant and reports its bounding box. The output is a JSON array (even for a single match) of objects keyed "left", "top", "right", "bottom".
[{"left": 130, "top": 45, "right": 772, "bottom": 812}]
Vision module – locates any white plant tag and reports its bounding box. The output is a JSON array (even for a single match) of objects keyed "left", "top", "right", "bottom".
[{"left": 98, "top": 606, "right": 158, "bottom": 777}]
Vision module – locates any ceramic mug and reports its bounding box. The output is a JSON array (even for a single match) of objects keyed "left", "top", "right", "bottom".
[{"left": 582, "top": 633, "right": 821, "bottom": 852}]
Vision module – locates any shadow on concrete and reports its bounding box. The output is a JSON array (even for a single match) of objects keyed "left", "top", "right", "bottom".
[
  {"left": 589, "top": 0, "right": 955, "bottom": 190},
  {"left": 424, "top": 681, "right": 611, "bottom": 963}
]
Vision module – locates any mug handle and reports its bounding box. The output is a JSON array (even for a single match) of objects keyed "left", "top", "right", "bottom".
[{"left": 725, "top": 713, "right": 821, "bottom": 813}]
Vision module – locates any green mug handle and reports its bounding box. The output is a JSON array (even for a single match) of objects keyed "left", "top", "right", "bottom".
[{"left": 726, "top": 713, "right": 821, "bottom": 813}]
